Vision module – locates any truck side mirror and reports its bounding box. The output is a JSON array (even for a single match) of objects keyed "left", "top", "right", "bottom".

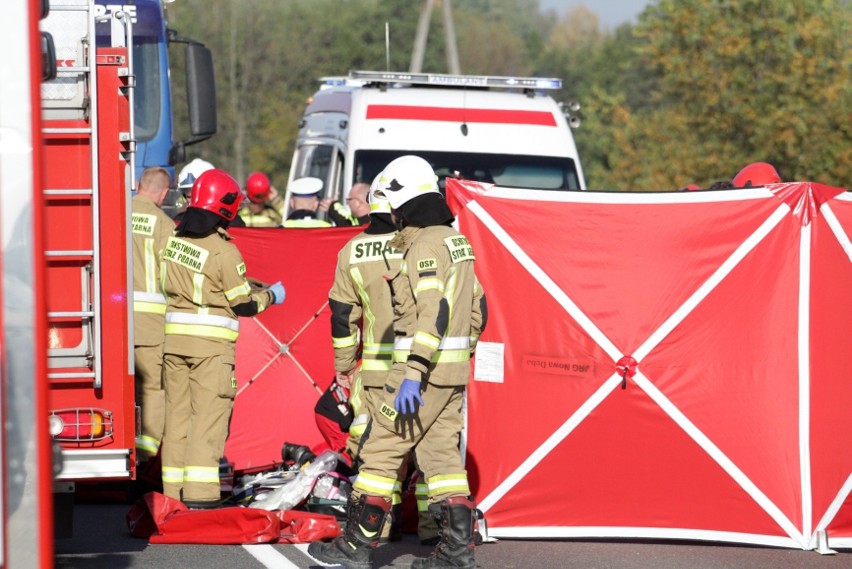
[
  {"left": 185, "top": 43, "right": 216, "bottom": 138},
  {"left": 39, "top": 0, "right": 57, "bottom": 81}
]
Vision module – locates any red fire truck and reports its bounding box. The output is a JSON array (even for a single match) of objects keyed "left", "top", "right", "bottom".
[{"left": 39, "top": 0, "right": 137, "bottom": 539}]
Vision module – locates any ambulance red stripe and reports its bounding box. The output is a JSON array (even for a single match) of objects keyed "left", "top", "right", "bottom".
[{"left": 366, "top": 104, "right": 558, "bottom": 126}]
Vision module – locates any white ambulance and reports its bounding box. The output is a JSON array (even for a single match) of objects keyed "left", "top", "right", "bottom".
[{"left": 286, "top": 70, "right": 586, "bottom": 219}]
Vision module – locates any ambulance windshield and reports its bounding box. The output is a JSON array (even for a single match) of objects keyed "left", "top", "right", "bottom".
[{"left": 353, "top": 150, "right": 582, "bottom": 192}]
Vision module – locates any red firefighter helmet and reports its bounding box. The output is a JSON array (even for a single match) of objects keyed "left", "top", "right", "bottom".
[
  {"left": 189, "top": 169, "right": 244, "bottom": 220},
  {"left": 732, "top": 162, "right": 781, "bottom": 188},
  {"left": 246, "top": 172, "right": 271, "bottom": 204}
]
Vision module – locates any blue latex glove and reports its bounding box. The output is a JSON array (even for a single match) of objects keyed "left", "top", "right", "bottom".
[
  {"left": 394, "top": 379, "right": 424, "bottom": 414},
  {"left": 269, "top": 281, "right": 286, "bottom": 305}
]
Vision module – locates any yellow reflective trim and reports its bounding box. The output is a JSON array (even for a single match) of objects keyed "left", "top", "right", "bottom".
[
  {"left": 427, "top": 473, "right": 470, "bottom": 497},
  {"left": 161, "top": 466, "right": 184, "bottom": 483},
  {"left": 400, "top": 260, "right": 408, "bottom": 274},
  {"left": 361, "top": 359, "right": 392, "bottom": 371},
  {"left": 395, "top": 349, "right": 471, "bottom": 364},
  {"left": 164, "top": 322, "right": 239, "bottom": 341},
  {"left": 282, "top": 219, "right": 332, "bottom": 228},
  {"left": 333, "top": 334, "right": 358, "bottom": 349},
  {"left": 136, "top": 435, "right": 160, "bottom": 454},
  {"left": 354, "top": 471, "right": 397, "bottom": 497},
  {"left": 363, "top": 342, "right": 393, "bottom": 355},
  {"left": 351, "top": 267, "right": 379, "bottom": 346},
  {"left": 184, "top": 466, "right": 220, "bottom": 483},
  {"left": 414, "top": 277, "right": 444, "bottom": 295},
  {"left": 414, "top": 331, "right": 441, "bottom": 350},
  {"left": 192, "top": 273, "right": 205, "bottom": 305},
  {"left": 134, "top": 301, "right": 167, "bottom": 314},
  {"left": 144, "top": 236, "right": 158, "bottom": 293},
  {"left": 224, "top": 280, "right": 251, "bottom": 301}
]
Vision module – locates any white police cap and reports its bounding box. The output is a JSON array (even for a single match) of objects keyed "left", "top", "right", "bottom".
[{"left": 288, "top": 177, "right": 324, "bottom": 196}]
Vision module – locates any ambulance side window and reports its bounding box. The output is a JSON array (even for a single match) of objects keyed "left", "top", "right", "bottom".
[{"left": 293, "top": 143, "right": 344, "bottom": 200}]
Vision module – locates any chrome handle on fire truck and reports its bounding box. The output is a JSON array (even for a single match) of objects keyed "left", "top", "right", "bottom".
[
  {"left": 44, "top": 189, "right": 94, "bottom": 196},
  {"left": 45, "top": 250, "right": 94, "bottom": 257},
  {"left": 48, "top": 372, "right": 96, "bottom": 380},
  {"left": 42, "top": 127, "right": 92, "bottom": 134},
  {"left": 48, "top": 311, "right": 95, "bottom": 319}
]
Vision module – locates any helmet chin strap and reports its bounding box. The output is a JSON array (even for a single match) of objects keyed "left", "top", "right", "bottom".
[{"left": 392, "top": 211, "right": 408, "bottom": 230}]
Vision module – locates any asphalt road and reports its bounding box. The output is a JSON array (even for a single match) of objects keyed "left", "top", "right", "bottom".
[{"left": 55, "top": 502, "right": 852, "bottom": 569}]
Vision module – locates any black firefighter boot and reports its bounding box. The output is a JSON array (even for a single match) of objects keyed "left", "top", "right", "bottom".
[
  {"left": 411, "top": 496, "right": 476, "bottom": 569},
  {"left": 307, "top": 493, "right": 390, "bottom": 569}
]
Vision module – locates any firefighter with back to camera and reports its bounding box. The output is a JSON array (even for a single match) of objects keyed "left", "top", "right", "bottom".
[
  {"left": 320, "top": 172, "right": 439, "bottom": 545},
  {"left": 309, "top": 155, "right": 487, "bottom": 569},
  {"left": 159, "top": 169, "right": 286, "bottom": 508},
  {"left": 131, "top": 166, "right": 174, "bottom": 464}
]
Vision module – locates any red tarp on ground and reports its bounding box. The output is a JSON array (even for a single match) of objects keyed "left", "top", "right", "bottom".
[
  {"left": 445, "top": 178, "right": 852, "bottom": 551},
  {"left": 225, "top": 226, "right": 360, "bottom": 471}
]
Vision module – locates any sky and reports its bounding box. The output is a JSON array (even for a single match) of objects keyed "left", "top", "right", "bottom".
[{"left": 538, "top": 0, "right": 652, "bottom": 29}]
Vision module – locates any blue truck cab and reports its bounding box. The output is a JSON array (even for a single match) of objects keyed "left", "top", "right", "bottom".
[{"left": 95, "top": 0, "right": 216, "bottom": 203}]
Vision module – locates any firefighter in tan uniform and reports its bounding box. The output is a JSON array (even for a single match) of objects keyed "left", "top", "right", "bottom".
[
  {"left": 327, "top": 176, "right": 439, "bottom": 544},
  {"left": 131, "top": 167, "right": 174, "bottom": 460},
  {"left": 309, "top": 156, "right": 487, "bottom": 569},
  {"left": 238, "top": 171, "right": 286, "bottom": 227},
  {"left": 160, "top": 169, "right": 286, "bottom": 508}
]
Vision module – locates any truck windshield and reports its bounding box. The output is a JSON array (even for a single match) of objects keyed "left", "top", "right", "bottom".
[
  {"left": 353, "top": 150, "right": 581, "bottom": 192},
  {"left": 132, "top": 41, "right": 160, "bottom": 142},
  {"left": 95, "top": 2, "right": 162, "bottom": 143}
]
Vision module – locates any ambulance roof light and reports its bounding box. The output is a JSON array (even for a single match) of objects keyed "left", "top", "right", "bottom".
[{"left": 348, "top": 70, "right": 562, "bottom": 91}]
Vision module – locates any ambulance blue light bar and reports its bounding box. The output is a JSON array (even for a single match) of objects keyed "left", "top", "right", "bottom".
[{"left": 349, "top": 71, "right": 562, "bottom": 90}]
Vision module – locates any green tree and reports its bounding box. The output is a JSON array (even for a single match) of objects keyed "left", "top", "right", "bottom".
[{"left": 631, "top": 0, "right": 851, "bottom": 188}]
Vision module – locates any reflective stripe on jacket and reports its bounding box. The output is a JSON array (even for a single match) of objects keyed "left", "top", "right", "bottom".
[
  {"left": 329, "top": 231, "right": 402, "bottom": 387},
  {"left": 386, "top": 225, "right": 487, "bottom": 386},
  {"left": 161, "top": 227, "right": 272, "bottom": 356},
  {"left": 131, "top": 194, "right": 175, "bottom": 345}
]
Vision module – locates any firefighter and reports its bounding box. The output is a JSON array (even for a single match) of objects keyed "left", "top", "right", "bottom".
[
  {"left": 238, "top": 171, "right": 286, "bottom": 227},
  {"left": 308, "top": 156, "right": 487, "bottom": 569},
  {"left": 172, "top": 157, "right": 214, "bottom": 217},
  {"left": 732, "top": 162, "right": 782, "bottom": 188},
  {"left": 321, "top": 175, "right": 439, "bottom": 544},
  {"left": 159, "top": 169, "right": 286, "bottom": 508},
  {"left": 283, "top": 177, "right": 332, "bottom": 227},
  {"left": 174, "top": 158, "right": 246, "bottom": 226},
  {"left": 131, "top": 166, "right": 174, "bottom": 462}
]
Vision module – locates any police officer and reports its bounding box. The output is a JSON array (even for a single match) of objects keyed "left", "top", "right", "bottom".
[
  {"left": 159, "top": 169, "right": 286, "bottom": 508},
  {"left": 283, "top": 177, "right": 332, "bottom": 227},
  {"left": 239, "top": 171, "right": 286, "bottom": 227},
  {"left": 309, "top": 156, "right": 487, "bottom": 569},
  {"left": 131, "top": 166, "right": 174, "bottom": 462}
]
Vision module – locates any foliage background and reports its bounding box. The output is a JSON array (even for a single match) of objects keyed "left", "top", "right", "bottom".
[{"left": 167, "top": 0, "right": 850, "bottom": 191}]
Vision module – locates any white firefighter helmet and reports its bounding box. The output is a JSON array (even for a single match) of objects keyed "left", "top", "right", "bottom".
[
  {"left": 374, "top": 155, "right": 439, "bottom": 210},
  {"left": 368, "top": 171, "right": 392, "bottom": 215},
  {"left": 177, "top": 158, "right": 215, "bottom": 194}
]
